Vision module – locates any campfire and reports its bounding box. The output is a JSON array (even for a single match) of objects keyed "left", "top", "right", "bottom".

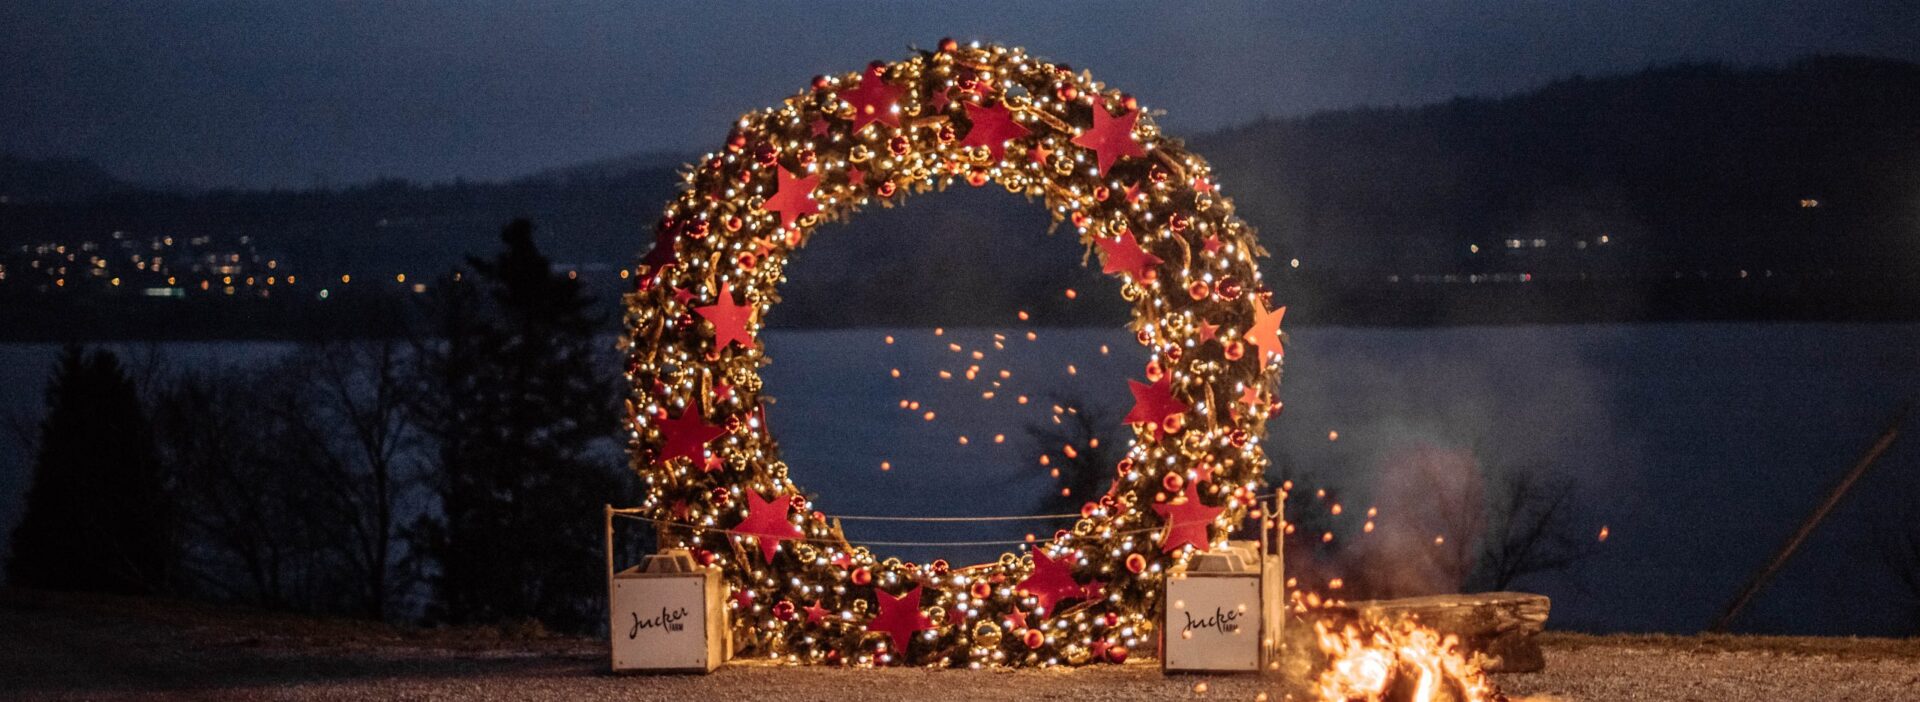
[{"left": 1312, "top": 618, "right": 1499, "bottom": 702}]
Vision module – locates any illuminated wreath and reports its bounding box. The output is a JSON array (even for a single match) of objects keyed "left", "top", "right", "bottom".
[{"left": 623, "top": 40, "right": 1285, "bottom": 668}]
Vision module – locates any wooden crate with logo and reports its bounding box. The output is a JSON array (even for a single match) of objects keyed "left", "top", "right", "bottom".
[
  {"left": 606, "top": 507, "right": 728, "bottom": 673},
  {"left": 1161, "top": 503, "right": 1284, "bottom": 673}
]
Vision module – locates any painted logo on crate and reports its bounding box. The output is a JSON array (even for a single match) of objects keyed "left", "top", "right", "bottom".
[
  {"left": 629, "top": 606, "right": 690, "bottom": 638},
  {"left": 1182, "top": 605, "right": 1243, "bottom": 636}
]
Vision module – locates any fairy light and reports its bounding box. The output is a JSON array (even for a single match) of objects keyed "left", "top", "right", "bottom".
[{"left": 621, "top": 40, "right": 1284, "bottom": 668}]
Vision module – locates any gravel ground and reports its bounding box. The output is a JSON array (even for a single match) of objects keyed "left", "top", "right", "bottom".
[{"left": 6, "top": 590, "right": 1919, "bottom": 701}]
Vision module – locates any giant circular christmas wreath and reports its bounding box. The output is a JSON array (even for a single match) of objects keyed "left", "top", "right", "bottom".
[{"left": 623, "top": 40, "right": 1285, "bottom": 668}]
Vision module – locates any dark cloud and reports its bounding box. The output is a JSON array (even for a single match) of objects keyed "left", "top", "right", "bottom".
[{"left": 3, "top": 1, "right": 1916, "bottom": 188}]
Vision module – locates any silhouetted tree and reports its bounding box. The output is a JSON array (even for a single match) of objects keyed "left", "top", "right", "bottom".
[
  {"left": 1028, "top": 393, "right": 1124, "bottom": 527},
  {"left": 411, "top": 218, "right": 628, "bottom": 632},
  {"left": 1467, "top": 462, "right": 1602, "bottom": 592},
  {"left": 155, "top": 362, "right": 316, "bottom": 608},
  {"left": 8, "top": 346, "right": 172, "bottom": 593}
]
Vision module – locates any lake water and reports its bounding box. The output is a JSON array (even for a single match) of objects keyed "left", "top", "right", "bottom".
[{"left": 2, "top": 323, "right": 1917, "bottom": 636}]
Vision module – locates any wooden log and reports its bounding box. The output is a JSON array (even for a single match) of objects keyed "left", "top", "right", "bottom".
[{"left": 1318, "top": 592, "right": 1551, "bottom": 673}]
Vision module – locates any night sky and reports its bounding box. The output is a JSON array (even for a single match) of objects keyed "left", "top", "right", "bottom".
[{"left": 5, "top": 0, "right": 1917, "bottom": 189}]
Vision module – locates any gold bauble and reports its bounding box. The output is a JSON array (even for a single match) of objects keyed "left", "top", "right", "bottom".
[
  {"left": 972, "top": 621, "right": 1003, "bottom": 647},
  {"left": 1064, "top": 644, "right": 1091, "bottom": 665}
]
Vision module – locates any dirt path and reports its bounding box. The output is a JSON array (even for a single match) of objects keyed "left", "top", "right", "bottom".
[{"left": 6, "top": 590, "right": 1918, "bottom": 701}]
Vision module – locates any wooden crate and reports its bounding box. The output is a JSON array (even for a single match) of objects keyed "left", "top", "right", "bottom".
[
  {"left": 607, "top": 534, "right": 728, "bottom": 673},
  {"left": 1162, "top": 537, "right": 1283, "bottom": 674}
]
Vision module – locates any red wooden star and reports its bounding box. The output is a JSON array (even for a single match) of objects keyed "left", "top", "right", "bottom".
[
  {"left": 1238, "top": 384, "right": 1264, "bottom": 408},
  {"left": 867, "top": 585, "right": 934, "bottom": 650},
  {"left": 930, "top": 87, "right": 952, "bottom": 111},
  {"left": 1153, "top": 482, "right": 1224, "bottom": 554},
  {"left": 1017, "top": 550, "right": 1088, "bottom": 614},
  {"left": 1202, "top": 234, "right": 1223, "bottom": 255},
  {"left": 763, "top": 166, "right": 821, "bottom": 231},
  {"left": 1004, "top": 608, "right": 1029, "bottom": 630},
  {"left": 810, "top": 118, "right": 832, "bottom": 137},
  {"left": 1122, "top": 182, "right": 1145, "bottom": 205},
  {"left": 669, "top": 499, "right": 692, "bottom": 523},
  {"left": 959, "top": 102, "right": 1030, "bottom": 161},
  {"left": 842, "top": 65, "right": 903, "bottom": 132},
  {"left": 1197, "top": 320, "right": 1219, "bottom": 342},
  {"left": 671, "top": 286, "right": 696, "bottom": 306},
  {"left": 655, "top": 406, "right": 725, "bottom": 468},
  {"left": 1028, "top": 143, "right": 1052, "bottom": 167},
  {"left": 1124, "top": 376, "right": 1189, "bottom": 428},
  {"left": 1071, "top": 106, "right": 1145, "bottom": 176},
  {"left": 696, "top": 281, "right": 756, "bottom": 351},
  {"left": 1096, "top": 230, "right": 1163, "bottom": 281},
  {"left": 846, "top": 165, "right": 866, "bottom": 186},
  {"left": 805, "top": 600, "right": 831, "bottom": 626},
  {"left": 736, "top": 491, "right": 804, "bottom": 562},
  {"left": 1244, "top": 300, "right": 1286, "bottom": 364},
  {"left": 640, "top": 224, "right": 680, "bottom": 273}
]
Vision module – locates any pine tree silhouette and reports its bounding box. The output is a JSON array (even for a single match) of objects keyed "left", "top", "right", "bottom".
[
  {"left": 411, "top": 219, "right": 628, "bottom": 632},
  {"left": 8, "top": 346, "right": 171, "bottom": 593}
]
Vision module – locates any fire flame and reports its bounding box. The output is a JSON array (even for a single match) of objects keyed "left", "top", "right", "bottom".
[{"left": 1313, "top": 619, "right": 1497, "bottom": 702}]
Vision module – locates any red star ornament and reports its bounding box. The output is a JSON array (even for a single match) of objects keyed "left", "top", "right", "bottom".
[
  {"left": 640, "top": 224, "right": 680, "bottom": 275},
  {"left": 763, "top": 166, "right": 821, "bottom": 231},
  {"left": 1238, "top": 384, "right": 1264, "bottom": 408},
  {"left": 1124, "top": 376, "right": 1189, "bottom": 428},
  {"left": 867, "top": 585, "right": 935, "bottom": 650},
  {"left": 655, "top": 406, "right": 726, "bottom": 468},
  {"left": 1198, "top": 320, "right": 1219, "bottom": 342},
  {"left": 696, "top": 281, "right": 756, "bottom": 351},
  {"left": 805, "top": 600, "right": 831, "bottom": 626},
  {"left": 1017, "top": 550, "right": 1089, "bottom": 614},
  {"left": 1244, "top": 300, "right": 1286, "bottom": 365},
  {"left": 810, "top": 118, "right": 832, "bottom": 137},
  {"left": 1153, "top": 481, "right": 1224, "bottom": 554},
  {"left": 1028, "top": 143, "right": 1052, "bottom": 167},
  {"left": 1071, "top": 106, "right": 1146, "bottom": 176},
  {"left": 959, "top": 102, "right": 1030, "bottom": 161},
  {"left": 1202, "top": 234, "right": 1223, "bottom": 255},
  {"left": 842, "top": 64, "right": 904, "bottom": 132},
  {"left": 736, "top": 491, "right": 804, "bottom": 562},
  {"left": 1095, "top": 230, "right": 1163, "bottom": 280}
]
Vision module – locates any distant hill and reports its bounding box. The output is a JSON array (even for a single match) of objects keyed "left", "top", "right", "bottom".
[
  {"left": 0, "top": 155, "right": 141, "bottom": 204},
  {"left": 512, "top": 151, "right": 696, "bottom": 185},
  {"left": 3, "top": 55, "right": 1918, "bottom": 336},
  {"left": 1197, "top": 55, "right": 1920, "bottom": 279}
]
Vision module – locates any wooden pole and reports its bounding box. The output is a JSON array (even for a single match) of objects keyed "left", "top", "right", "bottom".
[{"left": 1709, "top": 399, "right": 1914, "bottom": 632}]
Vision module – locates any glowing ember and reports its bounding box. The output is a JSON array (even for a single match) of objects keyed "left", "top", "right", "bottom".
[{"left": 1313, "top": 619, "right": 1497, "bottom": 702}]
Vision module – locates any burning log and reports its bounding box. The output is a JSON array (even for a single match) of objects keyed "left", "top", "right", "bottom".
[{"left": 1316, "top": 592, "right": 1549, "bottom": 673}]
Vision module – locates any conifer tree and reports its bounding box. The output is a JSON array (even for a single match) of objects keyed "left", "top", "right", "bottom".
[{"left": 8, "top": 346, "right": 172, "bottom": 593}]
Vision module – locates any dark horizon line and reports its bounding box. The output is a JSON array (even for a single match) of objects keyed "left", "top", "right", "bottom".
[{"left": 10, "top": 50, "right": 1912, "bottom": 196}]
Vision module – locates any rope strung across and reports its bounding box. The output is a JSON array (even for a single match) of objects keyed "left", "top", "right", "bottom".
[{"left": 621, "top": 39, "right": 1286, "bottom": 668}]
